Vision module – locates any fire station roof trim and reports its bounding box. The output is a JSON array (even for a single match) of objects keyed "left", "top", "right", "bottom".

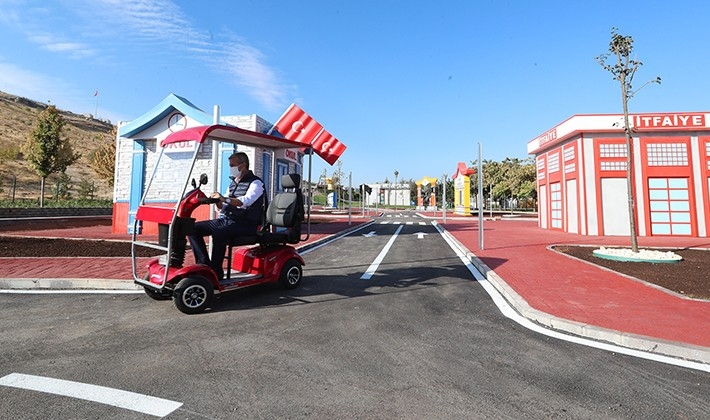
[
  {"left": 118, "top": 93, "right": 211, "bottom": 138},
  {"left": 527, "top": 112, "right": 710, "bottom": 155},
  {"left": 161, "top": 124, "right": 309, "bottom": 150}
]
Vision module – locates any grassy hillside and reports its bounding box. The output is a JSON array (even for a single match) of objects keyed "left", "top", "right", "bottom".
[{"left": 0, "top": 90, "right": 116, "bottom": 200}]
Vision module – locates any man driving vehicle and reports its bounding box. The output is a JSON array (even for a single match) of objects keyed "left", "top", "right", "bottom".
[{"left": 188, "top": 151, "right": 264, "bottom": 281}]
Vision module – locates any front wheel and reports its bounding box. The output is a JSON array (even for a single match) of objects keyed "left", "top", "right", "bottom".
[
  {"left": 279, "top": 259, "right": 302, "bottom": 290},
  {"left": 173, "top": 276, "right": 213, "bottom": 314}
]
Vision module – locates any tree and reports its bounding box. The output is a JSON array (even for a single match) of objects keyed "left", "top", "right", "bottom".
[
  {"left": 596, "top": 28, "right": 660, "bottom": 252},
  {"left": 470, "top": 159, "right": 504, "bottom": 207},
  {"left": 22, "top": 105, "right": 81, "bottom": 206},
  {"left": 88, "top": 127, "right": 117, "bottom": 187},
  {"left": 501, "top": 157, "right": 536, "bottom": 203},
  {"left": 468, "top": 158, "right": 536, "bottom": 210}
]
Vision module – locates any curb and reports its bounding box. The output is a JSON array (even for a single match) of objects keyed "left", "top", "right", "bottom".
[
  {"left": 0, "top": 278, "right": 142, "bottom": 291},
  {"left": 438, "top": 226, "right": 710, "bottom": 365}
]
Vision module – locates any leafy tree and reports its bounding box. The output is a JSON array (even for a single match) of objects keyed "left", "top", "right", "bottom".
[
  {"left": 88, "top": 127, "right": 116, "bottom": 187},
  {"left": 596, "top": 28, "right": 660, "bottom": 252},
  {"left": 22, "top": 105, "right": 81, "bottom": 206},
  {"left": 52, "top": 172, "right": 73, "bottom": 199},
  {"left": 469, "top": 157, "right": 536, "bottom": 210},
  {"left": 501, "top": 157, "right": 536, "bottom": 202},
  {"left": 77, "top": 178, "right": 97, "bottom": 199}
]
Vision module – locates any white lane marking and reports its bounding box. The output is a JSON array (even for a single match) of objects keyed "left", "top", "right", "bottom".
[
  {"left": 414, "top": 232, "right": 427, "bottom": 239},
  {"left": 0, "top": 289, "right": 142, "bottom": 295},
  {"left": 406, "top": 222, "right": 413, "bottom": 225},
  {"left": 299, "top": 221, "right": 375, "bottom": 255},
  {"left": 433, "top": 222, "right": 710, "bottom": 373},
  {"left": 0, "top": 373, "right": 182, "bottom": 417},
  {"left": 360, "top": 225, "right": 404, "bottom": 280},
  {"left": 380, "top": 221, "right": 390, "bottom": 224},
  {"left": 362, "top": 231, "right": 376, "bottom": 237},
  {"left": 419, "top": 222, "right": 426, "bottom": 225},
  {"left": 393, "top": 221, "right": 401, "bottom": 225}
]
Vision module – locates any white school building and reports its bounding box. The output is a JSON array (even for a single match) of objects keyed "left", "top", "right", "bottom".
[{"left": 111, "top": 94, "right": 305, "bottom": 235}]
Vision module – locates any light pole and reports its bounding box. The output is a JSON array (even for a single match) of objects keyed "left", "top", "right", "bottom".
[
  {"left": 394, "top": 170, "right": 399, "bottom": 211},
  {"left": 442, "top": 174, "right": 447, "bottom": 223}
]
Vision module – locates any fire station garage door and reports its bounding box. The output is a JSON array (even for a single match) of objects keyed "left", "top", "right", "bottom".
[
  {"left": 648, "top": 178, "right": 691, "bottom": 235},
  {"left": 601, "top": 178, "right": 630, "bottom": 236}
]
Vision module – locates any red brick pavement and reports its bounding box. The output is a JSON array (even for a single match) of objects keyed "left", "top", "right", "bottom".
[
  {"left": 437, "top": 216, "right": 710, "bottom": 349},
  {"left": 0, "top": 217, "right": 371, "bottom": 281}
]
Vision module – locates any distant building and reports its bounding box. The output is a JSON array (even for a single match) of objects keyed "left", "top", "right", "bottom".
[
  {"left": 112, "top": 93, "right": 304, "bottom": 235},
  {"left": 364, "top": 183, "right": 410, "bottom": 208},
  {"left": 528, "top": 112, "right": 710, "bottom": 237}
]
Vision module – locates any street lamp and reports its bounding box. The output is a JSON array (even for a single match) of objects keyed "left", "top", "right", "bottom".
[
  {"left": 393, "top": 170, "right": 399, "bottom": 211},
  {"left": 442, "top": 174, "right": 447, "bottom": 223}
]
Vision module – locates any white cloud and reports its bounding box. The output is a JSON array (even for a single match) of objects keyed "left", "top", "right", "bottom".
[
  {"left": 89, "top": 0, "right": 292, "bottom": 110},
  {"left": 207, "top": 37, "right": 293, "bottom": 112},
  {"left": 0, "top": 62, "right": 70, "bottom": 103},
  {"left": 0, "top": 61, "right": 127, "bottom": 123},
  {"left": 2, "top": 0, "right": 292, "bottom": 111},
  {"left": 27, "top": 34, "right": 97, "bottom": 58}
]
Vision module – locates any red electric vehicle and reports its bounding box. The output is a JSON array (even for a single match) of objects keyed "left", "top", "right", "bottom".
[{"left": 131, "top": 124, "right": 313, "bottom": 314}]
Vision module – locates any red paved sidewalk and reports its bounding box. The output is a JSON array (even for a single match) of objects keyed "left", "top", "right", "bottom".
[
  {"left": 0, "top": 216, "right": 371, "bottom": 283},
  {"left": 438, "top": 216, "right": 710, "bottom": 351}
]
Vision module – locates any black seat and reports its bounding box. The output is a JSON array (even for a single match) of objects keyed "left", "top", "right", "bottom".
[
  {"left": 258, "top": 173, "right": 304, "bottom": 245},
  {"left": 224, "top": 174, "right": 304, "bottom": 277}
]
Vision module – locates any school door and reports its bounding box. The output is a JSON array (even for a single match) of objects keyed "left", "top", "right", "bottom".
[{"left": 127, "top": 140, "right": 146, "bottom": 234}]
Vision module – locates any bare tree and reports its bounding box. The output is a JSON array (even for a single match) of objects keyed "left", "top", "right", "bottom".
[
  {"left": 596, "top": 28, "right": 660, "bottom": 252},
  {"left": 88, "top": 126, "right": 117, "bottom": 187}
]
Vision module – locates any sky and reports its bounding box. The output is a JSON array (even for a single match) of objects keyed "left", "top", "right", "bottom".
[{"left": 1, "top": 0, "right": 709, "bottom": 186}]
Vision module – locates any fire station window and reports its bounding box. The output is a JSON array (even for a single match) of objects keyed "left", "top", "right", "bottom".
[{"left": 648, "top": 177, "right": 691, "bottom": 235}]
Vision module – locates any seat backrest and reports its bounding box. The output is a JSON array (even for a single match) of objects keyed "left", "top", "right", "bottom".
[{"left": 264, "top": 174, "right": 304, "bottom": 243}]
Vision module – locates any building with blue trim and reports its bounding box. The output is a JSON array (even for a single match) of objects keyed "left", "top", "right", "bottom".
[{"left": 112, "top": 94, "right": 303, "bottom": 234}]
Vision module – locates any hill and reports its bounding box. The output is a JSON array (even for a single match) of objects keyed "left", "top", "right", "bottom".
[{"left": 0, "top": 90, "right": 116, "bottom": 200}]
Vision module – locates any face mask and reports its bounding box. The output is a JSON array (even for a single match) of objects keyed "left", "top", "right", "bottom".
[{"left": 229, "top": 165, "right": 242, "bottom": 180}]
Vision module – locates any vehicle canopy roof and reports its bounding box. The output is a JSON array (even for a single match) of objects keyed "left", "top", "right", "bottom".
[{"left": 161, "top": 124, "right": 308, "bottom": 151}]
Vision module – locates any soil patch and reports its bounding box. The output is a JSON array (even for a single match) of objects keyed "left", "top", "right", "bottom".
[
  {"left": 0, "top": 236, "right": 161, "bottom": 258},
  {"left": 554, "top": 245, "right": 710, "bottom": 300}
]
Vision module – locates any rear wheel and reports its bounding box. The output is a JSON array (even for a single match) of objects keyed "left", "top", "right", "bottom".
[
  {"left": 279, "top": 259, "right": 302, "bottom": 290},
  {"left": 173, "top": 276, "right": 213, "bottom": 314}
]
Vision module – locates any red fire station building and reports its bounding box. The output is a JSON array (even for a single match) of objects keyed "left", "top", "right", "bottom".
[{"left": 528, "top": 112, "right": 710, "bottom": 237}]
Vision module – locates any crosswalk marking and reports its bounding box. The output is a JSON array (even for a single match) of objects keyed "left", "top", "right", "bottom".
[{"left": 380, "top": 221, "right": 431, "bottom": 225}]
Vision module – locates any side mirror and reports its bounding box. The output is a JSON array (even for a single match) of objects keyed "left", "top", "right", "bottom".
[{"left": 199, "top": 174, "right": 208, "bottom": 185}]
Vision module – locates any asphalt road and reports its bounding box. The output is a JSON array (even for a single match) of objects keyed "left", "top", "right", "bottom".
[{"left": 1, "top": 211, "right": 708, "bottom": 419}]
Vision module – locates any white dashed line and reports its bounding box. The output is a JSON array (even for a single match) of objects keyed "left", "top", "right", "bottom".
[
  {"left": 0, "top": 373, "right": 183, "bottom": 417},
  {"left": 361, "top": 225, "right": 404, "bottom": 280}
]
